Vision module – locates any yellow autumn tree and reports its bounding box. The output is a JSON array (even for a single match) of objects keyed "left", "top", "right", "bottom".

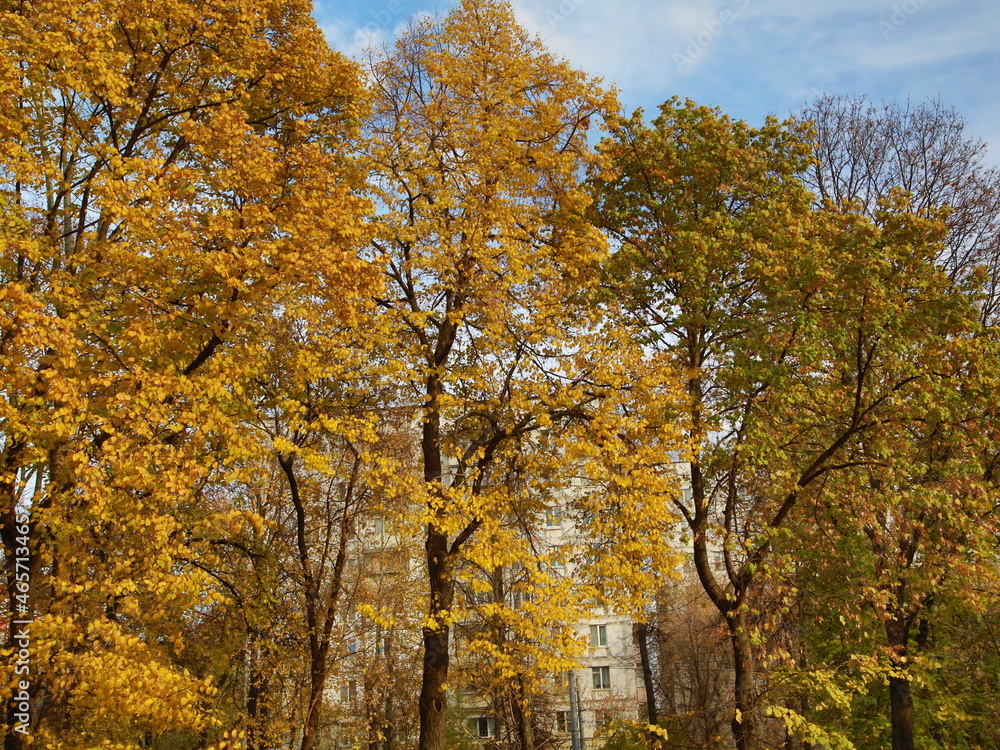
[
  {"left": 361, "top": 4, "right": 685, "bottom": 750},
  {"left": 0, "top": 0, "right": 372, "bottom": 746}
]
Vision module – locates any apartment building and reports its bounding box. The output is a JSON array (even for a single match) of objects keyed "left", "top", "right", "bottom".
[
  {"left": 323, "top": 437, "right": 692, "bottom": 750},
  {"left": 457, "top": 455, "right": 695, "bottom": 749}
]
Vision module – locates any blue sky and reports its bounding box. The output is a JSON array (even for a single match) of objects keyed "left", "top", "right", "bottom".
[{"left": 314, "top": 0, "right": 1000, "bottom": 161}]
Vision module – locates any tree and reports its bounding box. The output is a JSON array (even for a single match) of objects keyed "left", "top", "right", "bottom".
[
  {"left": 359, "top": 3, "right": 631, "bottom": 748},
  {"left": 799, "top": 94, "right": 1000, "bottom": 323},
  {"left": 644, "top": 573, "right": 732, "bottom": 749},
  {"left": 0, "top": 0, "right": 371, "bottom": 745},
  {"left": 591, "top": 99, "right": 981, "bottom": 750},
  {"left": 258, "top": 316, "right": 385, "bottom": 750},
  {"left": 794, "top": 93, "right": 1000, "bottom": 750}
]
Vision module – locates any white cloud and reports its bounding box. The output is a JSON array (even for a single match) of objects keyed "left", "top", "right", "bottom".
[
  {"left": 320, "top": 10, "right": 440, "bottom": 60},
  {"left": 311, "top": 0, "right": 1000, "bottom": 158},
  {"left": 508, "top": 0, "right": 997, "bottom": 101},
  {"left": 860, "top": 15, "right": 999, "bottom": 72},
  {"left": 511, "top": 0, "right": 756, "bottom": 87},
  {"left": 320, "top": 19, "right": 388, "bottom": 58}
]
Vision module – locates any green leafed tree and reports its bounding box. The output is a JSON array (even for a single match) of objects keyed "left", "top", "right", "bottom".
[{"left": 590, "top": 98, "right": 987, "bottom": 750}]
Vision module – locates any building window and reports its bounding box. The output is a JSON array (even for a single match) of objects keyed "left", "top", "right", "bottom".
[
  {"left": 364, "top": 549, "right": 406, "bottom": 575},
  {"left": 376, "top": 636, "right": 390, "bottom": 656},
  {"left": 712, "top": 549, "right": 725, "bottom": 569},
  {"left": 469, "top": 717, "right": 495, "bottom": 738},
  {"left": 592, "top": 666, "right": 611, "bottom": 690},
  {"left": 590, "top": 624, "right": 607, "bottom": 647},
  {"left": 545, "top": 506, "right": 563, "bottom": 527},
  {"left": 339, "top": 680, "right": 357, "bottom": 703},
  {"left": 336, "top": 607, "right": 358, "bottom": 623},
  {"left": 555, "top": 710, "right": 570, "bottom": 733}
]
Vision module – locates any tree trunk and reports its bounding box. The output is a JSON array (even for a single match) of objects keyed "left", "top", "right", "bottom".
[
  {"left": 729, "top": 615, "right": 756, "bottom": 750},
  {"left": 384, "top": 690, "right": 395, "bottom": 750},
  {"left": 280, "top": 450, "right": 353, "bottom": 750},
  {"left": 886, "top": 617, "right": 915, "bottom": 750},
  {"left": 889, "top": 675, "right": 914, "bottom": 750},
  {"left": 246, "top": 632, "right": 268, "bottom": 750},
  {"left": 510, "top": 674, "right": 536, "bottom": 750},
  {"left": 799, "top": 652, "right": 812, "bottom": 750},
  {"left": 366, "top": 681, "right": 387, "bottom": 750},
  {"left": 301, "top": 652, "right": 329, "bottom": 750},
  {"left": 418, "top": 369, "right": 457, "bottom": 750},
  {"left": 367, "top": 628, "right": 392, "bottom": 750},
  {"left": 688, "top": 454, "right": 756, "bottom": 750},
  {"left": 634, "top": 621, "right": 662, "bottom": 749},
  {"left": 419, "top": 527, "right": 453, "bottom": 750}
]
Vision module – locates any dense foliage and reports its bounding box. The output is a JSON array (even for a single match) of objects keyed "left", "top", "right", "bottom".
[{"left": 1, "top": 2, "right": 998, "bottom": 750}]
